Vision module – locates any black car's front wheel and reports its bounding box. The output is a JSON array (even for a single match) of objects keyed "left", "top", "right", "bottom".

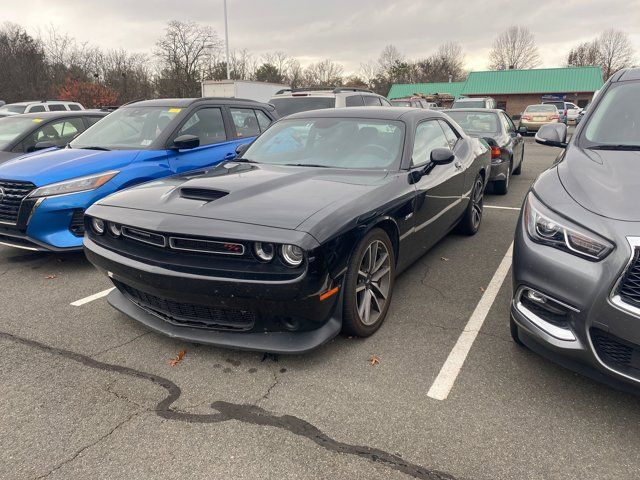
[
  {"left": 457, "top": 174, "right": 484, "bottom": 235},
  {"left": 342, "top": 228, "right": 396, "bottom": 337}
]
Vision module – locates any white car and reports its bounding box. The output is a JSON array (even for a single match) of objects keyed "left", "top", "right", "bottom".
[
  {"left": 0, "top": 100, "right": 85, "bottom": 117},
  {"left": 565, "top": 102, "right": 582, "bottom": 122}
]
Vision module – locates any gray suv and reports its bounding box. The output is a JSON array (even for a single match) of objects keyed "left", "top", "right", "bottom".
[
  {"left": 451, "top": 97, "right": 497, "bottom": 109},
  {"left": 269, "top": 87, "right": 391, "bottom": 117}
]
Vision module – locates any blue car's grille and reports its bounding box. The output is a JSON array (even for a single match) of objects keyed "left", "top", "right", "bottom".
[{"left": 0, "top": 180, "right": 35, "bottom": 225}]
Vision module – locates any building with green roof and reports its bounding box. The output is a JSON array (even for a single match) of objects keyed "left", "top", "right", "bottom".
[{"left": 388, "top": 66, "right": 603, "bottom": 116}]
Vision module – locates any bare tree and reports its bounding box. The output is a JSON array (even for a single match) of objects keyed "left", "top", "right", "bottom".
[
  {"left": 598, "top": 29, "right": 635, "bottom": 80},
  {"left": 154, "top": 20, "right": 222, "bottom": 97},
  {"left": 303, "top": 59, "right": 344, "bottom": 86},
  {"left": 566, "top": 40, "right": 601, "bottom": 67},
  {"left": 416, "top": 41, "right": 466, "bottom": 82},
  {"left": 377, "top": 45, "right": 404, "bottom": 74},
  {"left": 284, "top": 58, "right": 303, "bottom": 88},
  {"left": 488, "top": 26, "right": 540, "bottom": 70}
]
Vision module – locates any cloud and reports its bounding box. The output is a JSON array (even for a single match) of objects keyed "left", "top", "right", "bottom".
[{"left": 2, "top": 0, "right": 639, "bottom": 74}]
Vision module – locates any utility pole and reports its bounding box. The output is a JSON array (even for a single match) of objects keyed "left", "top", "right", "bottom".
[{"left": 223, "top": 0, "right": 230, "bottom": 80}]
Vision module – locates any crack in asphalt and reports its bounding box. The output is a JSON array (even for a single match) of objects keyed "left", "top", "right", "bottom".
[
  {"left": 92, "top": 331, "right": 151, "bottom": 358},
  {"left": 2, "top": 331, "right": 461, "bottom": 480}
]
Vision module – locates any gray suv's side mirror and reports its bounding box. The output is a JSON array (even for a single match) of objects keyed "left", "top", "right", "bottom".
[{"left": 535, "top": 123, "right": 567, "bottom": 148}]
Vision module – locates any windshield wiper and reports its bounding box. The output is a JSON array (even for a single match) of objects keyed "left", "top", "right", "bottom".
[
  {"left": 80, "top": 146, "right": 111, "bottom": 151},
  {"left": 587, "top": 144, "right": 640, "bottom": 151},
  {"left": 283, "top": 163, "right": 331, "bottom": 168},
  {"left": 233, "top": 157, "right": 259, "bottom": 163}
]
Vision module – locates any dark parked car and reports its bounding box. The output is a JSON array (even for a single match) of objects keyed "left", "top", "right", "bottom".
[
  {"left": 511, "top": 68, "right": 640, "bottom": 389},
  {"left": 445, "top": 108, "right": 526, "bottom": 194},
  {"left": 0, "top": 111, "right": 108, "bottom": 164},
  {"left": 84, "top": 107, "right": 491, "bottom": 353}
]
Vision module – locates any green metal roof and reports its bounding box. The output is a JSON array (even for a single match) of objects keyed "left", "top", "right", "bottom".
[
  {"left": 462, "top": 67, "right": 603, "bottom": 95},
  {"left": 387, "top": 81, "right": 466, "bottom": 99}
]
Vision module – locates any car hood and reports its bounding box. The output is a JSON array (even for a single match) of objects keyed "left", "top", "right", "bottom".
[
  {"left": 97, "top": 162, "right": 391, "bottom": 230},
  {"left": 558, "top": 146, "right": 640, "bottom": 221},
  {"left": 0, "top": 148, "right": 141, "bottom": 186}
]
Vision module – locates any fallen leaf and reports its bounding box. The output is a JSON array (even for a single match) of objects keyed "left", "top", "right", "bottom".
[
  {"left": 480, "top": 287, "right": 486, "bottom": 292},
  {"left": 440, "top": 257, "right": 449, "bottom": 262},
  {"left": 369, "top": 355, "right": 380, "bottom": 366},
  {"left": 169, "top": 350, "right": 186, "bottom": 366},
  {"left": 45, "top": 274, "right": 57, "bottom": 279}
]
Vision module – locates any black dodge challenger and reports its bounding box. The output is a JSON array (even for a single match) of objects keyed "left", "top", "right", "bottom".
[{"left": 84, "top": 107, "right": 491, "bottom": 353}]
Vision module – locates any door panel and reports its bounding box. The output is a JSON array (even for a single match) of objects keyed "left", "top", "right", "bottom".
[{"left": 406, "top": 121, "right": 465, "bottom": 257}]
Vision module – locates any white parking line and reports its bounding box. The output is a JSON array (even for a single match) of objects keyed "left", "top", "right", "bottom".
[
  {"left": 427, "top": 243, "right": 513, "bottom": 401},
  {"left": 70, "top": 287, "right": 115, "bottom": 307},
  {"left": 485, "top": 205, "right": 521, "bottom": 211}
]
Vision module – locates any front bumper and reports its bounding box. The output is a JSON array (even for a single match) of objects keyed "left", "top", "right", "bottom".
[
  {"left": 512, "top": 216, "right": 640, "bottom": 389},
  {"left": 84, "top": 238, "right": 343, "bottom": 353}
]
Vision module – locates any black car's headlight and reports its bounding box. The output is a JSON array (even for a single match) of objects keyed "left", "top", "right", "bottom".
[
  {"left": 281, "top": 244, "right": 304, "bottom": 267},
  {"left": 524, "top": 192, "right": 613, "bottom": 260},
  {"left": 91, "top": 217, "right": 106, "bottom": 235}
]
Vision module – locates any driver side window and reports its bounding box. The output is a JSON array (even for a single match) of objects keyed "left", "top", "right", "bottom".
[
  {"left": 176, "top": 108, "right": 227, "bottom": 146},
  {"left": 412, "top": 121, "right": 449, "bottom": 167}
]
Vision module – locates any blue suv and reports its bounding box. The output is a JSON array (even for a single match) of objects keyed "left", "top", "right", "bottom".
[{"left": 0, "top": 98, "right": 276, "bottom": 251}]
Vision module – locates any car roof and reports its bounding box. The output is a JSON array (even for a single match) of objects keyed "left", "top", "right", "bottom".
[
  {"left": 14, "top": 111, "right": 107, "bottom": 119},
  {"left": 3, "top": 100, "right": 80, "bottom": 106},
  {"left": 284, "top": 106, "right": 447, "bottom": 122},
  {"left": 611, "top": 67, "right": 640, "bottom": 82},
  {"left": 128, "top": 97, "right": 271, "bottom": 108}
]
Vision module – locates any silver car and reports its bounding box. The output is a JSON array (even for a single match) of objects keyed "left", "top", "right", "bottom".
[{"left": 511, "top": 67, "right": 640, "bottom": 390}]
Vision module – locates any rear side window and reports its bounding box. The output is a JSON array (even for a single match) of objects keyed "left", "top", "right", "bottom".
[
  {"left": 380, "top": 98, "right": 392, "bottom": 106},
  {"left": 230, "top": 108, "right": 261, "bottom": 138},
  {"left": 254, "top": 110, "right": 272, "bottom": 132},
  {"left": 29, "top": 105, "right": 46, "bottom": 113},
  {"left": 362, "top": 96, "right": 382, "bottom": 106},
  {"left": 85, "top": 116, "right": 104, "bottom": 126},
  {"left": 345, "top": 95, "right": 364, "bottom": 107},
  {"left": 270, "top": 97, "right": 335, "bottom": 117},
  {"left": 48, "top": 104, "right": 67, "bottom": 111},
  {"left": 177, "top": 107, "right": 227, "bottom": 146},
  {"left": 68, "top": 104, "right": 82, "bottom": 111}
]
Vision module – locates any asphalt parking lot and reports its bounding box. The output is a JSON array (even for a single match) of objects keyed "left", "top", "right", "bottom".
[{"left": 1, "top": 131, "right": 639, "bottom": 480}]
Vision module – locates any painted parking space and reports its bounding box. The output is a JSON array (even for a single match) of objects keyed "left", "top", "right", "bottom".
[{"left": 1, "top": 133, "right": 638, "bottom": 480}]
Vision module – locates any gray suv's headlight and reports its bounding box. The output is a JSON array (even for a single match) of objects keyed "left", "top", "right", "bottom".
[{"left": 524, "top": 192, "right": 613, "bottom": 260}]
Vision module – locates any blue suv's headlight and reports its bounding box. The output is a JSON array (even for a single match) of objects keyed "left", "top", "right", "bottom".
[{"left": 28, "top": 171, "right": 119, "bottom": 198}]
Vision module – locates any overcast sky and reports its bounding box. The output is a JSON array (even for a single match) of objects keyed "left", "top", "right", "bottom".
[{"left": 2, "top": 0, "right": 639, "bottom": 74}]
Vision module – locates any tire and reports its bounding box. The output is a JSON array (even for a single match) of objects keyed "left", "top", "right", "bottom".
[
  {"left": 513, "top": 147, "right": 523, "bottom": 175},
  {"left": 493, "top": 163, "right": 510, "bottom": 195},
  {"left": 456, "top": 174, "right": 484, "bottom": 236},
  {"left": 342, "top": 228, "right": 396, "bottom": 337},
  {"left": 510, "top": 317, "right": 525, "bottom": 347}
]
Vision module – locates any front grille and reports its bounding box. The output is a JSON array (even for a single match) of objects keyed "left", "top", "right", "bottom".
[
  {"left": 591, "top": 328, "right": 640, "bottom": 378},
  {"left": 121, "top": 226, "right": 166, "bottom": 247},
  {"left": 117, "top": 282, "right": 255, "bottom": 331},
  {"left": 0, "top": 180, "right": 35, "bottom": 225},
  {"left": 618, "top": 249, "right": 640, "bottom": 307},
  {"left": 169, "top": 236, "right": 244, "bottom": 255},
  {"left": 69, "top": 209, "right": 85, "bottom": 237}
]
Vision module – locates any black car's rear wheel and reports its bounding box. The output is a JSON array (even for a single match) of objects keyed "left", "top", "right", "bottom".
[
  {"left": 457, "top": 174, "right": 484, "bottom": 235},
  {"left": 342, "top": 228, "right": 395, "bottom": 337}
]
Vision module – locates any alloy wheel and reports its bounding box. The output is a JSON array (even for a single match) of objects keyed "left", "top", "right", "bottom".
[
  {"left": 355, "top": 240, "right": 392, "bottom": 326},
  {"left": 471, "top": 177, "right": 484, "bottom": 230}
]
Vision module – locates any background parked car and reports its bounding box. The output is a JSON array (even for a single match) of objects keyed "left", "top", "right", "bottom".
[
  {"left": 390, "top": 97, "right": 437, "bottom": 108},
  {"left": 0, "top": 97, "right": 277, "bottom": 252},
  {"left": 83, "top": 107, "right": 491, "bottom": 353},
  {"left": 542, "top": 100, "right": 571, "bottom": 124},
  {"left": 269, "top": 87, "right": 392, "bottom": 117},
  {"left": 575, "top": 102, "right": 590, "bottom": 125},
  {"left": 0, "top": 111, "right": 108, "bottom": 164},
  {"left": 445, "top": 108, "right": 525, "bottom": 195},
  {"left": 0, "top": 100, "right": 85, "bottom": 116},
  {"left": 519, "top": 104, "right": 559, "bottom": 132},
  {"left": 451, "top": 97, "right": 497, "bottom": 109}
]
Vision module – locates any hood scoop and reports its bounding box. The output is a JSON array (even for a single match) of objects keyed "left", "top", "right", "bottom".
[{"left": 180, "top": 187, "right": 228, "bottom": 202}]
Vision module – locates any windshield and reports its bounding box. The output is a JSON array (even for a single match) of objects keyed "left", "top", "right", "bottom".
[
  {"left": 525, "top": 105, "right": 556, "bottom": 113},
  {"left": 270, "top": 97, "right": 336, "bottom": 117},
  {"left": 0, "top": 105, "right": 27, "bottom": 114},
  {"left": 446, "top": 111, "right": 499, "bottom": 134},
  {"left": 582, "top": 81, "right": 640, "bottom": 148},
  {"left": 391, "top": 100, "right": 412, "bottom": 107},
  {"left": 0, "top": 117, "right": 37, "bottom": 149},
  {"left": 452, "top": 100, "right": 485, "bottom": 109},
  {"left": 70, "top": 106, "right": 180, "bottom": 150},
  {"left": 242, "top": 117, "right": 404, "bottom": 169}
]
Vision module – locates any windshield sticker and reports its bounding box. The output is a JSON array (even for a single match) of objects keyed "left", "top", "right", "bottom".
[
  {"left": 168, "top": 108, "right": 181, "bottom": 113},
  {"left": 141, "top": 139, "right": 153, "bottom": 146},
  {"left": 32, "top": 118, "right": 43, "bottom": 123}
]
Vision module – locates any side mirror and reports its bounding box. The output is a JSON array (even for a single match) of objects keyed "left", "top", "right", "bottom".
[
  {"left": 33, "top": 141, "right": 58, "bottom": 151},
  {"left": 171, "top": 134, "right": 200, "bottom": 150},
  {"left": 235, "top": 143, "right": 251, "bottom": 157},
  {"left": 518, "top": 126, "right": 528, "bottom": 134},
  {"left": 535, "top": 123, "right": 567, "bottom": 148},
  {"left": 430, "top": 147, "right": 455, "bottom": 165}
]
